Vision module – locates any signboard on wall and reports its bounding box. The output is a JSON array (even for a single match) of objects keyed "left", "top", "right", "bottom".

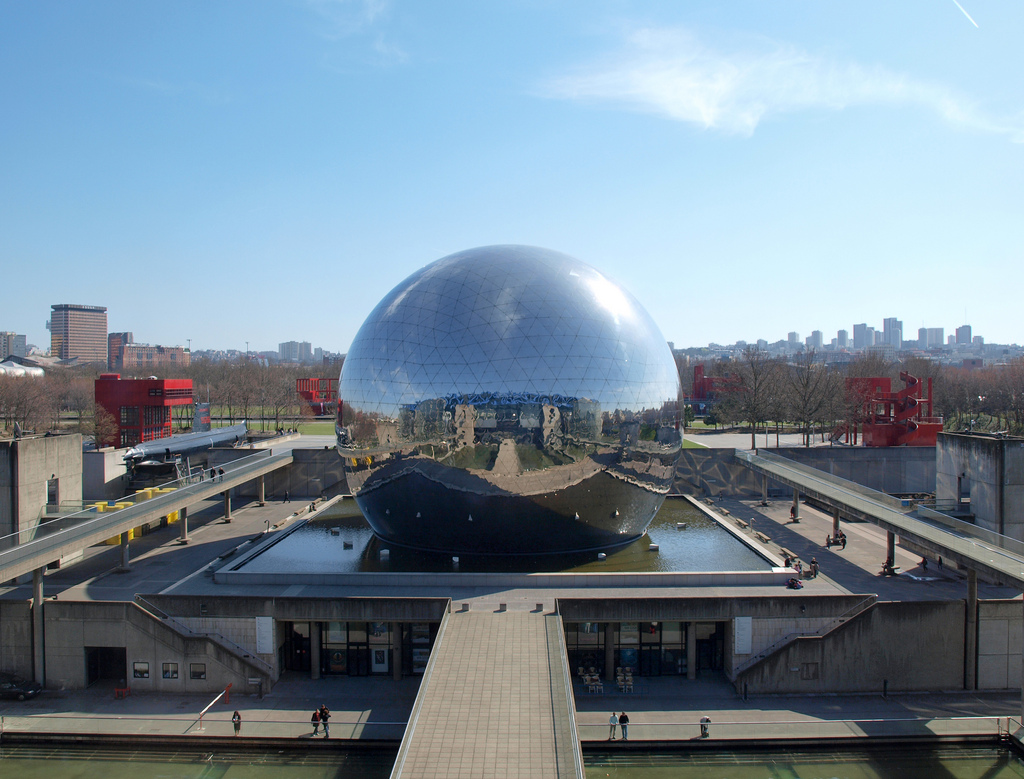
[
  {"left": 734, "top": 616, "right": 752, "bottom": 655},
  {"left": 256, "top": 616, "right": 274, "bottom": 654}
]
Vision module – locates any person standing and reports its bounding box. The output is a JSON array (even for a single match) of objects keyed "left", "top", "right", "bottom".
[
  {"left": 618, "top": 711, "right": 629, "bottom": 740},
  {"left": 810, "top": 558, "right": 819, "bottom": 578},
  {"left": 320, "top": 704, "right": 331, "bottom": 738},
  {"left": 700, "top": 715, "right": 711, "bottom": 738},
  {"left": 608, "top": 712, "right": 618, "bottom": 740},
  {"left": 310, "top": 708, "right": 320, "bottom": 736},
  {"left": 232, "top": 710, "right": 241, "bottom": 736}
]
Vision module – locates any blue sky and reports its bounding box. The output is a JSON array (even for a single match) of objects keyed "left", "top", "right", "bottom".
[{"left": 2, "top": 1, "right": 1022, "bottom": 353}]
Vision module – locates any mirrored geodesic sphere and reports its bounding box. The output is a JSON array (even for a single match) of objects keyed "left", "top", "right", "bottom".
[{"left": 337, "top": 245, "right": 681, "bottom": 554}]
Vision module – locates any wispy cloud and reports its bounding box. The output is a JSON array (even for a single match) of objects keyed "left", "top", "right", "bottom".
[
  {"left": 542, "top": 27, "right": 1023, "bottom": 141},
  {"left": 304, "top": 0, "right": 407, "bottom": 63}
]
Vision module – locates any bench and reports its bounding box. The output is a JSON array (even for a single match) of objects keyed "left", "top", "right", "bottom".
[
  {"left": 734, "top": 519, "right": 748, "bottom": 529},
  {"left": 115, "top": 686, "right": 131, "bottom": 699},
  {"left": 754, "top": 532, "right": 771, "bottom": 544}
]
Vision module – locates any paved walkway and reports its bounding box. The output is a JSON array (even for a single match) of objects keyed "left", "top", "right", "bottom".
[{"left": 393, "top": 610, "right": 580, "bottom": 779}]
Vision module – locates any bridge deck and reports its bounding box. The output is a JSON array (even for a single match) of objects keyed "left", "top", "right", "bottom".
[
  {"left": 392, "top": 610, "right": 581, "bottom": 779},
  {"left": 0, "top": 451, "right": 293, "bottom": 582},
  {"left": 737, "top": 449, "right": 1024, "bottom": 588}
]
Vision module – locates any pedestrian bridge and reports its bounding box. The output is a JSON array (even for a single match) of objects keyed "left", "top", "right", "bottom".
[
  {"left": 0, "top": 450, "right": 293, "bottom": 583},
  {"left": 735, "top": 449, "right": 1024, "bottom": 589}
]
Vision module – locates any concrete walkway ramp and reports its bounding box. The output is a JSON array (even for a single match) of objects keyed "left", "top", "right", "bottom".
[{"left": 391, "top": 609, "right": 583, "bottom": 779}]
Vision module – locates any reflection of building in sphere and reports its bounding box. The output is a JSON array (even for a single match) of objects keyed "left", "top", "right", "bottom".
[{"left": 336, "top": 245, "right": 681, "bottom": 554}]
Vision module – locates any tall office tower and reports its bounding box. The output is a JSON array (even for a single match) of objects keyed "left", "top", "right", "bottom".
[
  {"left": 297, "top": 341, "right": 313, "bottom": 363},
  {"left": 0, "top": 331, "right": 28, "bottom": 358},
  {"left": 787, "top": 331, "right": 800, "bottom": 345},
  {"left": 837, "top": 330, "right": 849, "bottom": 348},
  {"left": 806, "top": 331, "right": 823, "bottom": 350},
  {"left": 883, "top": 317, "right": 903, "bottom": 349},
  {"left": 853, "top": 323, "right": 868, "bottom": 349},
  {"left": 866, "top": 327, "right": 877, "bottom": 346},
  {"left": 279, "top": 341, "right": 300, "bottom": 362},
  {"left": 956, "top": 325, "right": 972, "bottom": 344},
  {"left": 50, "top": 304, "right": 107, "bottom": 363},
  {"left": 918, "top": 327, "right": 928, "bottom": 348},
  {"left": 927, "top": 328, "right": 944, "bottom": 349}
]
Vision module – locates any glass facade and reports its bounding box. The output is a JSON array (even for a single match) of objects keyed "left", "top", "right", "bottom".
[
  {"left": 337, "top": 245, "right": 682, "bottom": 554},
  {"left": 284, "top": 622, "right": 438, "bottom": 677},
  {"left": 564, "top": 621, "right": 726, "bottom": 678}
]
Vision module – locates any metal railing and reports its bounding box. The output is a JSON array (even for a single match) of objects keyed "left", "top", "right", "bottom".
[{"left": 577, "top": 715, "right": 1012, "bottom": 741}]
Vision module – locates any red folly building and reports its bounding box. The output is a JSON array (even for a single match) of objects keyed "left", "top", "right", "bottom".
[{"left": 94, "top": 374, "right": 194, "bottom": 449}]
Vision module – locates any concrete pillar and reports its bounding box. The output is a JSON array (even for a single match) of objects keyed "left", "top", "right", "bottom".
[
  {"left": 310, "top": 622, "right": 321, "bottom": 680},
  {"left": 792, "top": 491, "right": 800, "bottom": 522},
  {"left": 32, "top": 567, "right": 44, "bottom": 686},
  {"left": 223, "top": 491, "right": 232, "bottom": 522},
  {"left": 604, "top": 623, "right": 615, "bottom": 680},
  {"left": 392, "top": 623, "right": 402, "bottom": 680},
  {"left": 761, "top": 475, "right": 768, "bottom": 505},
  {"left": 118, "top": 531, "right": 131, "bottom": 571},
  {"left": 687, "top": 621, "right": 697, "bottom": 681},
  {"left": 257, "top": 475, "right": 266, "bottom": 507},
  {"left": 178, "top": 506, "right": 189, "bottom": 544},
  {"left": 886, "top": 531, "right": 896, "bottom": 564},
  {"left": 832, "top": 508, "right": 840, "bottom": 538},
  {"left": 966, "top": 570, "right": 978, "bottom": 691}
]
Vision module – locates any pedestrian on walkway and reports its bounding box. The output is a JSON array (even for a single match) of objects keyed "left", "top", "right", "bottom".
[
  {"left": 841, "top": 534, "right": 847, "bottom": 550},
  {"left": 232, "top": 710, "right": 241, "bottom": 736},
  {"left": 218, "top": 467, "right": 225, "bottom": 481},
  {"left": 608, "top": 712, "right": 618, "bottom": 740},
  {"left": 310, "top": 708, "right": 320, "bottom": 736},
  {"left": 284, "top": 490, "right": 290, "bottom": 503},
  {"left": 810, "top": 558, "right": 819, "bottom": 578},
  {"left": 700, "top": 715, "right": 711, "bottom": 738},
  {"left": 921, "top": 556, "right": 928, "bottom": 570},
  {"left": 618, "top": 711, "right": 629, "bottom": 740},
  {"left": 320, "top": 704, "right": 331, "bottom": 738}
]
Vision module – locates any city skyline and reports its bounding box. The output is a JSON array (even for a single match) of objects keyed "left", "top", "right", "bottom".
[{"left": 2, "top": 2, "right": 1022, "bottom": 352}]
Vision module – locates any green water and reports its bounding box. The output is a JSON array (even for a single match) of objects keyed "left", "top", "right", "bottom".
[
  {"left": 584, "top": 745, "right": 1024, "bottom": 778},
  {"left": 0, "top": 744, "right": 397, "bottom": 778}
]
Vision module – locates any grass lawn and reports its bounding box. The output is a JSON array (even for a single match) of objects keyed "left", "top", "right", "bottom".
[{"left": 681, "top": 438, "right": 707, "bottom": 449}]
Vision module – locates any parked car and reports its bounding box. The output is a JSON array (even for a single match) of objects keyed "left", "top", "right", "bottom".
[{"left": 0, "top": 672, "right": 42, "bottom": 700}]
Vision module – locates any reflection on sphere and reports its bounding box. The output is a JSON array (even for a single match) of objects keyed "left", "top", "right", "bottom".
[{"left": 337, "top": 245, "right": 681, "bottom": 554}]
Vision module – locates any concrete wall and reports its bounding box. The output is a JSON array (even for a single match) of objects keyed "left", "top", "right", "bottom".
[
  {"left": 0, "top": 601, "right": 33, "bottom": 679},
  {"left": 0, "top": 435, "right": 83, "bottom": 541},
  {"left": 212, "top": 447, "right": 348, "bottom": 500},
  {"left": 936, "top": 432, "right": 1024, "bottom": 539},
  {"left": 40, "top": 601, "right": 272, "bottom": 693},
  {"left": 82, "top": 447, "right": 130, "bottom": 501},
  {"left": 773, "top": 446, "right": 936, "bottom": 495},
  {"left": 674, "top": 449, "right": 762, "bottom": 497},
  {"left": 736, "top": 600, "right": 964, "bottom": 694},
  {"left": 978, "top": 599, "right": 1023, "bottom": 690}
]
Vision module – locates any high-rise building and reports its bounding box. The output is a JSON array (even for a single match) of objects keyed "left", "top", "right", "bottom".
[
  {"left": 108, "top": 332, "right": 133, "bottom": 370},
  {"left": 50, "top": 304, "right": 107, "bottom": 363},
  {"left": 853, "top": 324, "right": 869, "bottom": 349},
  {"left": 928, "top": 328, "right": 944, "bottom": 349},
  {"left": 956, "top": 325, "right": 972, "bottom": 345},
  {"left": 0, "top": 331, "right": 27, "bottom": 358},
  {"left": 787, "top": 331, "right": 799, "bottom": 345},
  {"left": 279, "top": 340, "right": 313, "bottom": 363},
  {"left": 883, "top": 317, "right": 902, "bottom": 350},
  {"left": 806, "top": 331, "right": 823, "bottom": 350},
  {"left": 837, "top": 330, "right": 849, "bottom": 348}
]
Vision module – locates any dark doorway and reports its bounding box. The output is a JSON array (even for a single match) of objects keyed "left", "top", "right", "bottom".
[
  {"left": 347, "top": 645, "right": 370, "bottom": 676},
  {"left": 85, "top": 647, "right": 126, "bottom": 687},
  {"left": 284, "top": 623, "right": 311, "bottom": 672}
]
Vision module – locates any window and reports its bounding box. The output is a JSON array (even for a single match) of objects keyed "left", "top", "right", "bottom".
[
  {"left": 190, "top": 663, "right": 206, "bottom": 680},
  {"left": 162, "top": 663, "right": 178, "bottom": 679},
  {"left": 133, "top": 662, "right": 150, "bottom": 679}
]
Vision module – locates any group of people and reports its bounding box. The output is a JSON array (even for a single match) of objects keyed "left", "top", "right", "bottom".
[
  {"left": 608, "top": 711, "right": 629, "bottom": 740},
  {"left": 826, "top": 530, "right": 847, "bottom": 549},
  {"left": 311, "top": 704, "right": 332, "bottom": 738}
]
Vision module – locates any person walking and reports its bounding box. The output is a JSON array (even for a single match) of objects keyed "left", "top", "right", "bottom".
[
  {"left": 608, "top": 712, "right": 618, "bottom": 740},
  {"left": 700, "top": 715, "right": 711, "bottom": 738},
  {"left": 810, "top": 558, "right": 819, "bottom": 578},
  {"left": 320, "top": 704, "right": 331, "bottom": 738},
  {"left": 310, "top": 708, "right": 320, "bottom": 736},
  {"left": 232, "top": 710, "right": 241, "bottom": 736},
  {"left": 618, "top": 711, "right": 629, "bottom": 740}
]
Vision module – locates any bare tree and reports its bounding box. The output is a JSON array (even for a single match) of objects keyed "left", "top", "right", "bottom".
[
  {"left": 730, "top": 346, "right": 783, "bottom": 450},
  {"left": 785, "top": 351, "right": 835, "bottom": 447}
]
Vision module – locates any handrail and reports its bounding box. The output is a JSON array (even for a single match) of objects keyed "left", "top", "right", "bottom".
[
  {"left": 133, "top": 596, "right": 274, "bottom": 676},
  {"left": 733, "top": 595, "right": 876, "bottom": 676},
  {"left": 553, "top": 612, "right": 585, "bottom": 779}
]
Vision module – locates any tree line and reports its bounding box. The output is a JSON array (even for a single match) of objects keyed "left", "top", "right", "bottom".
[{"left": 694, "top": 347, "right": 1024, "bottom": 448}]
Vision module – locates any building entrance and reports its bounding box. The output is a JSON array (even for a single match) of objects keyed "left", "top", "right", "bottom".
[{"left": 85, "top": 647, "right": 126, "bottom": 687}]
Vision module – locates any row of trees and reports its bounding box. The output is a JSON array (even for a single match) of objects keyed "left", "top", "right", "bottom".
[
  {"left": 0, "top": 359, "right": 339, "bottom": 440},
  {"left": 701, "top": 347, "right": 1024, "bottom": 447}
]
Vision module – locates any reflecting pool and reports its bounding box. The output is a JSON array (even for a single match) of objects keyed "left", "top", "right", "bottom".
[
  {"left": 235, "top": 497, "right": 771, "bottom": 574},
  {"left": 0, "top": 744, "right": 397, "bottom": 778},
  {"left": 584, "top": 745, "right": 1024, "bottom": 778}
]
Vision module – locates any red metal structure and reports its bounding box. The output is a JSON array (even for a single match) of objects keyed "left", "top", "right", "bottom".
[
  {"left": 95, "top": 374, "right": 194, "bottom": 449},
  {"left": 839, "top": 372, "right": 942, "bottom": 447},
  {"left": 296, "top": 377, "right": 338, "bottom": 416},
  {"left": 689, "top": 364, "right": 740, "bottom": 404}
]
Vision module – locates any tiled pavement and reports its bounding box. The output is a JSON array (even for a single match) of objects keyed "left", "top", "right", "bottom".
[{"left": 392, "top": 609, "right": 581, "bottom": 779}]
